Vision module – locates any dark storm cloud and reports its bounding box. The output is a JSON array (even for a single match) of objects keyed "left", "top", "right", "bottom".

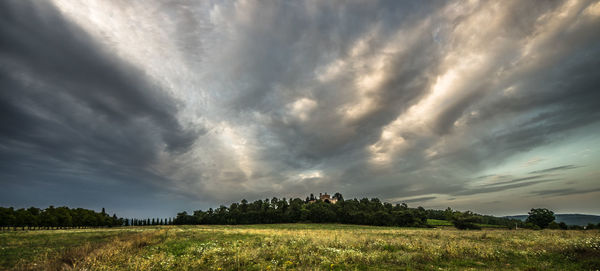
[
  {"left": 529, "top": 165, "right": 579, "bottom": 175},
  {"left": 2, "top": 0, "right": 600, "bottom": 215},
  {"left": 396, "top": 196, "right": 437, "bottom": 204},
  {"left": 233, "top": 1, "right": 600, "bottom": 195},
  {"left": 0, "top": 1, "right": 197, "bottom": 208},
  {"left": 452, "top": 179, "right": 559, "bottom": 196},
  {"left": 531, "top": 187, "right": 600, "bottom": 197},
  {"left": 486, "top": 175, "right": 546, "bottom": 187},
  {"left": 209, "top": 1, "right": 444, "bottom": 163}
]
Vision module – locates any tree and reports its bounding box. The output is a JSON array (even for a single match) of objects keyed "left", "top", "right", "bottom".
[
  {"left": 112, "top": 214, "right": 118, "bottom": 227},
  {"left": 526, "top": 208, "right": 555, "bottom": 229},
  {"left": 547, "top": 221, "right": 560, "bottom": 229},
  {"left": 0, "top": 207, "right": 12, "bottom": 230},
  {"left": 15, "top": 209, "right": 28, "bottom": 230},
  {"left": 26, "top": 207, "right": 40, "bottom": 229},
  {"left": 451, "top": 211, "right": 481, "bottom": 230},
  {"left": 333, "top": 192, "right": 344, "bottom": 202},
  {"left": 55, "top": 207, "right": 72, "bottom": 229},
  {"left": 443, "top": 207, "right": 454, "bottom": 220}
]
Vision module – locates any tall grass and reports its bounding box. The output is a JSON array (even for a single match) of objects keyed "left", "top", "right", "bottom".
[{"left": 1, "top": 225, "right": 598, "bottom": 270}]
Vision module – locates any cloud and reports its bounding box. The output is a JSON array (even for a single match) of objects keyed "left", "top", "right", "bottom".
[
  {"left": 452, "top": 179, "right": 559, "bottom": 196},
  {"left": 522, "top": 158, "right": 545, "bottom": 167},
  {"left": 529, "top": 165, "right": 579, "bottom": 174},
  {"left": 0, "top": 0, "right": 198, "bottom": 213},
  {"left": 1, "top": 0, "right": 600, "bottom": 215},
  {"left": 531, "top": 187, "right": 600, "bottom": 197},
  {"left": 485, "top": 175, "right": 547, "bottom": 187},
  {"left": 395, "top": 196, "right": 437, "bottom": 204}
]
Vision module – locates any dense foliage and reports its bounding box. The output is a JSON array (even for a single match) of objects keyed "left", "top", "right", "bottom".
[
  {"left": 1, "top": 196, "right": 580, "bottom": 231},
  {"left": 174, "top": 195, "right": 431, "bottom": 227},
  {"left": 425, "top": 208, "right": 523, "bottom": 228},
  {"left": 527, "top": 208, "right": 555, "bottom": 229},
  {"left": 173, "top": 194, "right": 525, "bottom": 229},
  {"left": 449, "top": 211, "right": 481, "bottom": 230},
  {"left": 0, "top": 206, "right": 123, "bottom": 230}
]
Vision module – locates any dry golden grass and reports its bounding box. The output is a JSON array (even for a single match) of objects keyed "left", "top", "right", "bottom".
[{"left": 2, "top": 224, "right": 599, "bottom": 270}]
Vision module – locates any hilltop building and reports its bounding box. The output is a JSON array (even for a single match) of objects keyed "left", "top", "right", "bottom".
[
  {"left": 319, "top": 193, "right": 337, "bottom": 204},
  {"left": 308, "top": 193, "right": 338, "bottom": 204}
]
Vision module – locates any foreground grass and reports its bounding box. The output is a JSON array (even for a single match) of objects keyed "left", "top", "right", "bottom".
[
  {"left": 0, "top": 228, "right": 147, "bottom": 270},
  {"left": 426, "top": 219, "right": 508, "bottom": 229},
  {"left": 1, "top": 224, "right": 599, "bottom": 270}
]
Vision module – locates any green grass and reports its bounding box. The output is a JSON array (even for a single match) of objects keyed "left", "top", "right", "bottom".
[
  {"left": 426, "top": 219, "right": 452, "bottom": 226},
  {"left": 0, "top": 227, "right": 145, "bottom": 270},
  {"left": 1, "top": 224, "right": 599, "bottom": 270},
  {"left": 426, "top": 219, "right": 509, "bottom": 228}
]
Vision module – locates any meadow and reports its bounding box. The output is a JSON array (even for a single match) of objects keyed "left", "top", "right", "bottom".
[{"left": 1, "top": 224, "right": 599, "bottom": 271}]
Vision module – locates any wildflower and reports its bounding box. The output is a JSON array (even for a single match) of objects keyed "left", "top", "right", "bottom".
[{"left": 330, "top": 263, "right": 335, "bottom": 269}]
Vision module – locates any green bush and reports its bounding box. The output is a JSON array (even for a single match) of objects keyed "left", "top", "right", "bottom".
[
  {"left": 548, "top": 221, "right": 560, "bottom": 229},
  {"left": 451, "top": 211, "right": 481, "bottom": 230}
]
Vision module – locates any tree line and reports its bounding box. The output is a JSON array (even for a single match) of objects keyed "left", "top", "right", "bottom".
[
  {"left": 126, "top": 218, "right": 173, "bottom": 226},
  {"left": 4, "top": 195, "right": 597, "bottom": 231},
  {"left": 0, "top": 206, "right": 177, "bottom": 230},
  {"left": 425, "top": 207, "right": 524, "bottom": 230},
  {"left": 425, "top": 208, "right": 520, "bottom": 227},
  {"left": 0, "top": 206, "right": 123, "bottom": 230},
  {"left": 523, "top": 208, "right": 600, "bottom": 230},
  {"left": 172, "top": 193, "right": 521, "bottom": 228}
]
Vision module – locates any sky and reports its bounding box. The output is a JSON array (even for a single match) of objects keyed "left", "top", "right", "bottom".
[{"left": 1, "top": 0, "right": 600, "bottom": 218}]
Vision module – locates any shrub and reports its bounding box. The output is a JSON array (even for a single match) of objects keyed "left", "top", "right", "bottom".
[
  {"left": 526, "top": 208, "right": 555, "bottom": 229},
  {"left": 548, "top": 221, "right": 560, "bottom": 229},
  {"left": 559, "top": 222, "right": 568, "bottom": 230},
  {"left": 451, "top": 211, "right": 481, "bottom": 230}
]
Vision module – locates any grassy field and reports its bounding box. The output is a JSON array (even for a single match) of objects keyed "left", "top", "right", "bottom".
[
  {"left": 1, "top": 224, "right": 599, "bottom": 270},
  {"left": 425, "top": 219, "right": 507, "bottom": 228}
]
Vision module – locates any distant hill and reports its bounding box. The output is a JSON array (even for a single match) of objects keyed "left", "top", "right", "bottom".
[{"left": 505, "top": 214, "right": 600, "bottom": 226}]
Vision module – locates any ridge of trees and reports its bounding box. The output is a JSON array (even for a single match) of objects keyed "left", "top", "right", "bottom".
[
  {"left": 172, "top": 193, "right": 523, "bottom": 228},
  {"left": 3, "top": 198, "right": 596, "bottom": 231},
  {"left": 0, "top": 206, "right": 122, "bottom": 230},
  {"left": 425, "top": 207, "right": 521, "bottom": 228},
  {"left": 0, "top": 206, "right": 176, "bottom": 230}
]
